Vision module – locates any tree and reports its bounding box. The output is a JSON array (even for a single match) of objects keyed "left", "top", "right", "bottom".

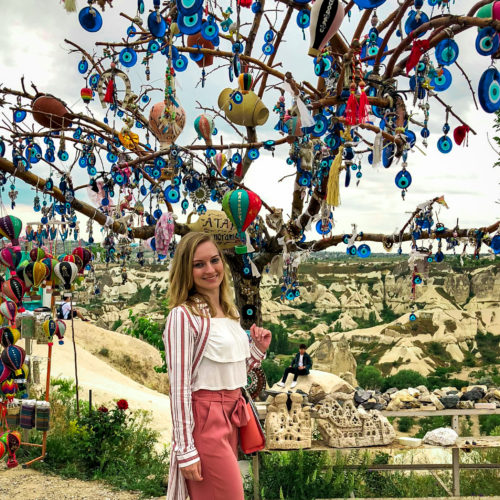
[{"left": 0, "top": 0, "right": 498, "bottom": 329}]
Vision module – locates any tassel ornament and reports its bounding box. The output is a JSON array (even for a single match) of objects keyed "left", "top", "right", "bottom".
[
  {"left": 357, "top": 80, "right": 369, "bottom": 124},
  {"left": 63, "top": 0, "right": 77, "bottom": 12},
  {"left": 345, "top": 83, "right": 358, "bottom": 126},
  {"left": 326, "top": 145, "right": 344, "bottom": 207},
  {"left": 104, "top": 78, "right": 115, "bottom": 104}
]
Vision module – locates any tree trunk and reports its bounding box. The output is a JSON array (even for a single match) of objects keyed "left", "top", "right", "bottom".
[{"left": 225, "top": 252, "right": 263, "bottom": 330}]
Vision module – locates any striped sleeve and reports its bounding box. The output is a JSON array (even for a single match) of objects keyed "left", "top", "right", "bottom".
[
  {"left": 246, "top": 340, "right": 266, "bottom": 373},
  {"left": 164, "top": 306, "right": 200, "bottom": 468}
]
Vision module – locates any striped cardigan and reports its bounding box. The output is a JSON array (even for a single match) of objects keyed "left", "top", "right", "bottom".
[{"left": 163, "top": 304, "right": 265, "bottom": 500}]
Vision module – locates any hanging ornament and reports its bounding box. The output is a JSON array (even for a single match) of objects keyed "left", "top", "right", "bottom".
[{"left": 308, "top": 0, "right": 345, "bottom": 57}]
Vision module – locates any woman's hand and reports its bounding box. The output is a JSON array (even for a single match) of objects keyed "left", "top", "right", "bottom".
[
  {"left": 181, "top": 460, "right": 203, "bottom": 482},
  {"left": 250, "top": 324, "right": 272, "bottom": 352}
]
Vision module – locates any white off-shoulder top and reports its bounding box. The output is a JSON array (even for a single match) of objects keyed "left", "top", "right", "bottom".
[{"left": 192, "top": 317, "right": 250, "bottom": 391}]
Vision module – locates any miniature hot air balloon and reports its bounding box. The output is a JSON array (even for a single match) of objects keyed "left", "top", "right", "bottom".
[
  {"left": 42, "top": 258, "right": 59, "bottom": 284},
  {"left": 1, "top": 345, "right": 25, "bottom": 376},
  {"left": 15, "top": 363, "right": 29, "bottom": 398},
  {"left": 222, "top": 189, "right": 262, "bottom": 253},
  {"left": 214, "top": 152, "right": 227, "bottom": 172},
  {"left": 0, "top": 248, "right": 22, "bottom": 275},
  {"left": 0, "top": 378, "right": 18, "bottom": 402},
  {"left": 1, "top": 277, "right": 25, "bottom": 312},
  {"left": 0, "top": 216, "right": 23, "bottom": 247},
  {"left": 55, "top": 319, "right": 66, "bottom": 345},
  {"left": 32, "top": 261, "right": 48, "bottom": 290},
  {"left": 72, "top": 247, "right": 92, "bottom": 272},
  {"left": 0, "top": 301, "right": 17, "bottom": 326},
  {"left": 308, "top": 0, "right": 345, "bottom": 57},
  {"left": 42, "top": 318, "right": 58, "bottom": 344},
  {"left": 149, "top": 102, "right": 186, "bottom": 148},
  {"left": 0, "top": 360, "right": 11, "bottom": 384},
  {"left": 54, "top": 261, "right": 78, "bottom": 291},
  {"left": 30, "top": 246, "right": 46, "bottom": 262},
  {"left": 1, "top": 327, "right": 20, "bottom": 348},
  {"left": 238, "top": 73, "right": 253, "bottom": 94},
  {"left": 0, "top": 430, "right": 21, "bottom": 468},
  {"left": 81, "top": 87, "right": 93, "bottom": 103},
  {"left": 194, "top": 114, "right": 214, "bottom": 146},
  {"left": 16, "top": 262, "right": 34, "bottom": 290}
]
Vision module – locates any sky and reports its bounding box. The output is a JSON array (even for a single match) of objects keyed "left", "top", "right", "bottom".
[{"left": 0, "top": 0, "right": 498, "bottom": 252}]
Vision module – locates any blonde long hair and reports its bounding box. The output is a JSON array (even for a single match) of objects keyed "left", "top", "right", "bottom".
[{"left": 167, "top": 232, "right": 239, "bottom": 319}]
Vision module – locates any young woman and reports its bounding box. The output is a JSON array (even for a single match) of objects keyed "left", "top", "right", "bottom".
[{"left": 164, "top": 232, "right": 272, "bottom": 500}]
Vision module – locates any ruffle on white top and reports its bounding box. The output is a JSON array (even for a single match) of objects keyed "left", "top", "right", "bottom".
[{"left": 192, "top": 317, "right": 250, "bottom": 391}]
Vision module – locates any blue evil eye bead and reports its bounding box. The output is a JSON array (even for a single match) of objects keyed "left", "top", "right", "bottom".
[
  {"left": 264, "top": 29, "right": 274, "bottom": 42},
  {"left": 141, "top": 94, "right": 150, "bottom": 104},
  {"left": 232, "top": 41, "right": 244, "bottom": 54},
  {"left": 252, "top": 1, "right": 262, "bottom": 13},
  {"left": 478, "top": 67, "right": 500, "bottom": 113},
  {"left": 404, "top": 10, "right": 429, "bottom": 38},
  {"left": 357, "top": 244, "right": 371, "bottom": 258},
  {"left": 0, "top": 141, "right": 4, "bottom": 158},
  {"left": 177, "top": 11, "right": 203, "bottom": 35},
  {"left": 153, "top": 208, "right": 163, "bottom": 219},
  {"left": 232, "top": 91, "right": 243, "bottom": 104},
  {"left": 14, "top": 110, "right": 26, "bottom": 123},
  {"left": 324, "top": 133, "right": 341, "bottom": 149},
  {"left": 405, "top": 129, "right": 416, "bottom": 148},
  {"left": 154, "top": 157, "right": 166, "bottom": 168},
  {"left": 314, "top": 58, "right": 327, "bottom": 76},
  {"left": 189, "top": 44, "right": 204, "bottom": 62},
  {"left": 127, "top": 25, "right": 137, "bottom": 37},
  {"left": 342, "top": 234, "right": 351, "bottom": 245},
  {"left": 79, "top": 157, "right": 87, "bottom": 168},
  {"left": 172, "top": 175, "right": 182, "bottom": 187},
  {"left": 148, "top": 11, "right": 167, "bottom": 37},
  {"left": 148, "top": 39, "right": 161, "bottom": 53},
  {"left": 435, "top": 38, "right": 459, "bottom": 66},
  {"left": 430, "top": 67, "right": 452, "bottom": 92},
  {"left": 413, "top": 274, "right": 422, "bottom": 285},
  {"left": 347, "top": 245, "right": 357, "bottom": 256},
  {"left": 181, "top": 199, "right": 189, "bottom": 211},
  {"left": 262, "top": 43, "right": 274, "bottom": 56},
  {"left": 336, "top": 103, "right": 346, "bottom": 116},
  {"left": 140, "top": 185, "right": 148, "bottom": 196},
  {"left": 353, "top": 0, "right": 387, "bottom": 8},
  {"left": 176, "top": 0, "right": 203, "bottom": 15},
  {"left": 151, "top": 167, "right": 161, "bottom": 179},
  {"left": 28, "top": 144, "right": 42, "bottom": 163},
  {"left": 421, "top": 127, "right": 430, "bottom": 138},
  {"left": 312, "top": 114, "right": 329, "bottom": 137},
  {"left": 383, "top": 143, "right": 395, "bottom": 168},
  {"left": 174, "top": 54, "right": 189, "bottom": 72},
  {"left": 434, "top": 251, "right": 444, "bottom": 263},
  {"left": 409, "top": 313, "right": 417, "bottom": 322},
  {"left": 426, "top": 255, "right": 433, "bottom": 263},
  {"left": 73, "top": 127, "right": 82, "bottom": 140},
  {"left": 299, "top": 174, "right": 312, "bottom": 186},
  {"left": 58, "top": 150, "right": 69, "bottom": 161},
  {"left": 248, "top": 148, "right": 260, "bottom": 160},
  {"left": 79, "top": 6, "right": 103, "bottom": 32},
  {"left": 201, "top": 17, "right": 219, "bottom": 41},
  {"left": 78, "top": 59, "right": 89, "bottom": 74},
  {"left": 232, "top": 152, "right": 242, "bottom": 163},
  {"left": 356, "top": 171, "right": 362, "bottom": 179},
  {"left": 395, "top": 169, "right": 412, "bottom": 189},
  {"left": 345, "top": 163, "right": 351, "bottom": 187},
  {"left": 442, "top": 122, "right": 450, "bottom": 134},
  {"left": 476, "top": 27, "right": 500, "bottom": 56},
  {"left": 87, "top": 165, "right": 97, "bottom": 176},
  {"left": 45, "top": 150, "right": 55, "bottom": 162},
  {"left": 184, "top": 177, "right": 201, "bottom": 192},
  {"left": 106, "top": 152, "right": 118, "bottom": 163},
  {"left": 437, "top": 135, "right": 453, "bottom": 154},
  {"left": 315, "top": 220, "right": 332, "bottom": 235},
  {"left": 119, "top": 47, "right": 138, "bottom": 67},
  {"left": 297, "top": 10, "right": 310, "bottom": 29},
  {"left": 360, "top": 37, "right": 388, "bottom": 66},
  {"left": 164, "top": 185, "right": 181, "bottom": 203},
  {"left": 89, "top": 73, "right": 100, "bottom": 88},
  {"left": 205, "top": 148, "right": 216, "bottom": 158},
  {"left": 137, "top": 0, "right": 145, "bottom": 13}
]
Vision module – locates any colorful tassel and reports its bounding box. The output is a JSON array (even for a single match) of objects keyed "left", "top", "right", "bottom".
[
  {"left": 357, "top": 80, "right": 369, "bottom": 124},
  {"left": 453, "top": 125, "right": 470, "bottom": 146},
  {"left": 104, "top": 78, "right": 115, "bottom": 104},
  {"left": 405, "top": 39, "right": 430, "bottom": 75},
  {"left": 326, "top": 145, "right": 344, "bottom": 207},
  {"left": 345, "top": 83, "right": 358, "bottom": 126}
]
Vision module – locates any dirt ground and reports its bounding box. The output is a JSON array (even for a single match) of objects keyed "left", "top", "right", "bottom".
[{"left": 0, "top": 464, "right": 163, "bottom": 500}]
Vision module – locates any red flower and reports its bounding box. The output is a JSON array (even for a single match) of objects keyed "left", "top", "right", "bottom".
[
  {"left": 98, "top": 406, "right": 109, "bottom": 413},
  {"left": 116, "top": 399, "right": 129, "bottom": 411}
]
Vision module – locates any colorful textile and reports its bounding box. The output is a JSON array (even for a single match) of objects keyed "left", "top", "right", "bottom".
[
  {"left": 35, "top": 402, "right": 50, "bottom": 431},
  {"left": 20, "top": 400, "right": 35, "bottom": 429}
]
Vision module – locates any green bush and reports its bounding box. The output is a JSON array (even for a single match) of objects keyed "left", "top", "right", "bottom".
[
  {"left": 479, "top": 415, "right": 500, "bottom": 436},
  {"left": 128, "top": 285, "right": 152, "bottom": 306},
  {"left": 261, "top": 359, "right": 286, "bottom": 387},
  {"left": 414, "top": 416, "right": 452, "bottom": 439},
  {"left": 111, "top": 318, "right": 123, "bottom": 331},
  {"left": 397, "top": 417, "right": 415, "bottom": 433},
  {"left": 268, "top": 323, "right": 291, "bottom": 355},
  {"left": 31, "top": 380, "right": 169, "bottom": 497},
  {"left": 382, "top": 370, "right": 428, "bottom": 391},
  {"left": 356, "top": 366, "right": 384, "bottom": 390}
]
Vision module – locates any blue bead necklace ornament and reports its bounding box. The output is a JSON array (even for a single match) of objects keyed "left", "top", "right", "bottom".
[{"left": 437, "top": 119, "right": 452, "bottom": 154}]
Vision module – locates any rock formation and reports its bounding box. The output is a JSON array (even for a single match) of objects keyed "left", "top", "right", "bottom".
[{"left": 308, "top": 338, "right": 357, "bottom": 383}]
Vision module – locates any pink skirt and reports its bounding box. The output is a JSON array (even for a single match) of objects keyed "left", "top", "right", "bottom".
[{"left": 186, "top": 388, "right": 249, "bottom": 500}]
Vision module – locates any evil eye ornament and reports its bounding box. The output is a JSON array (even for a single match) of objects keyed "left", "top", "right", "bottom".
[
  {"left": 154, "top": 157, "right": 166, "bottom": 169},
  {"left": 413, "top": 274, "right": 422, "bottom": 285},
  {"left": 106, "top": 152, "right": 118, "bottom": 163},
  {"left": 176, "top": 0, "right": 204, "bottom": 15},
  {"left": 382, "top": 143, "right": 395, "bottom": 168},
  {"left": 242, "top": 304, "right": 256, "bottom": 320},
  {"left": 177, "top": 11, "right": 203, "bottom": 35},
  {"left": 89, "top": 73, "right": 100, "bottom": 88},
  {"left": 232, "top": 91, "right": 243, "bottom": 104},
  {"left": 127, "top": 25, "right": 136, "bottom": 37},
  {"left": 437, "top": 135, "right": 453, "bottom": 154},
  {"left": 189, "top": 45, "right": 204, "bottom": 62},
  {"left": 174, "top": 54, "right": 189, "bottom": 72},
  {"left": 312, "top": 114, "right": 329, "bottom": 137},
  {"left": 79, "top": 157, "right": 87, "bottom": 168},
  {"left": 409, "top": 313, "right": 417, "bottom": 322},
  {"left": 315, "top": 220, "right": 332, "bottom": 235},
  {"left": 78, "top": 59, "right": 89, "bottom": 74},
  {"left": 357, "top": 244, "right": 371, "bottom": 258},
  {"left": 476, "top": 27, "right": 500, "bottom": 56},
  {"left": 163, "top": 185, "right": 181, "bottom": 203},
  {"left": 353, "top": 0, "right": 387, "bottom": 8},
  {"left": 434, "top": 251, "right": 445, "bottom": 263},
  {"left": 28, "top": 144, "right": 42, "bottom": 164},
  {"left": 360, "top": 36, "right": 388, "bottom": 66},
  {"left": 324, "top": 133, "right": 341, "bottom": 149},
  {"left": 264, "top": 30, "right": 274, "bottom": 43},
  {"left": 148, "top": 11, "right": 166, "bottom": 37},
  {"left": 297, "top": 9, "right": 310, "bottom": 29},
  {"left": 347, "top": 245, "right": 357, "bottom": 256},
  {"left": 140, "top": 185, "right": 148, "bottom": 196},
  {"left": 58, "top": 150, "right": 69, "bottom": 161},
  {"left": 79, "top": 6, "right": 103, "bottom": 32},
  {"left": 395, "top": 170, "right": 412, "bottom": 189},
  {"left": 430, "top": 67, "right": 452, "bottom": 92},
  {"left": 148, "top": 39, "right": 161, "bottom": 53},
  {"left": 232, "top": 152, "right": 242, "bottom": 163},
  {"left": 0, "top": 141, "right": 4, "bottom": 158},
  {"left": 262, "top": 43, "right": 274, "bottom": 56},
  {"left": 404, "top": 10, "right": 429, "bottom": 38},
  {"left": 201, "top": 17, "right": 219, "bottom": 41},
  {"left": 87, "top": 166, "right": 97, "bottom": 176},
  {"left": 478, "top": 67, "right": 500, "bottom": 113},
  {"left": 13, "top": 110, "right": 26, "bottom": 123},
  {"left": 181, "top": 199, "right": 189, "bottom": 212},
  {"left": 248, "top": 148, "right": 260, "bottom": 160},
  {"left": 435, "top": 38, "right": 459, "bottom": 66}
]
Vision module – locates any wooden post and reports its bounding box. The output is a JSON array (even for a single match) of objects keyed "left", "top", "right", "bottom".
[
  {"left": 252, "top": 453, "right": 260, "bottom": 500},
  {"left": 452, "top": 447, "right": 460, "bottom": 496},
  {"left": 452, "top": 415, "right": 459, "bottom": 434}
]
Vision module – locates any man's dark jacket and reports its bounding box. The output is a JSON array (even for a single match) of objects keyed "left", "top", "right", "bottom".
[{"left": 291, "top": 352, "right": 312, "bottom": 374}]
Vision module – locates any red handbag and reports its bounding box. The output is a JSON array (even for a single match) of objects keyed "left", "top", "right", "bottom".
[{"left": 239, "top": 388, "right": 266, "bottom": 454}]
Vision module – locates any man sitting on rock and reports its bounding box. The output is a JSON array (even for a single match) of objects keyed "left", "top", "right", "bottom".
[{"left": 277, "top": 344, "right": 312, "bottom": 389}]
